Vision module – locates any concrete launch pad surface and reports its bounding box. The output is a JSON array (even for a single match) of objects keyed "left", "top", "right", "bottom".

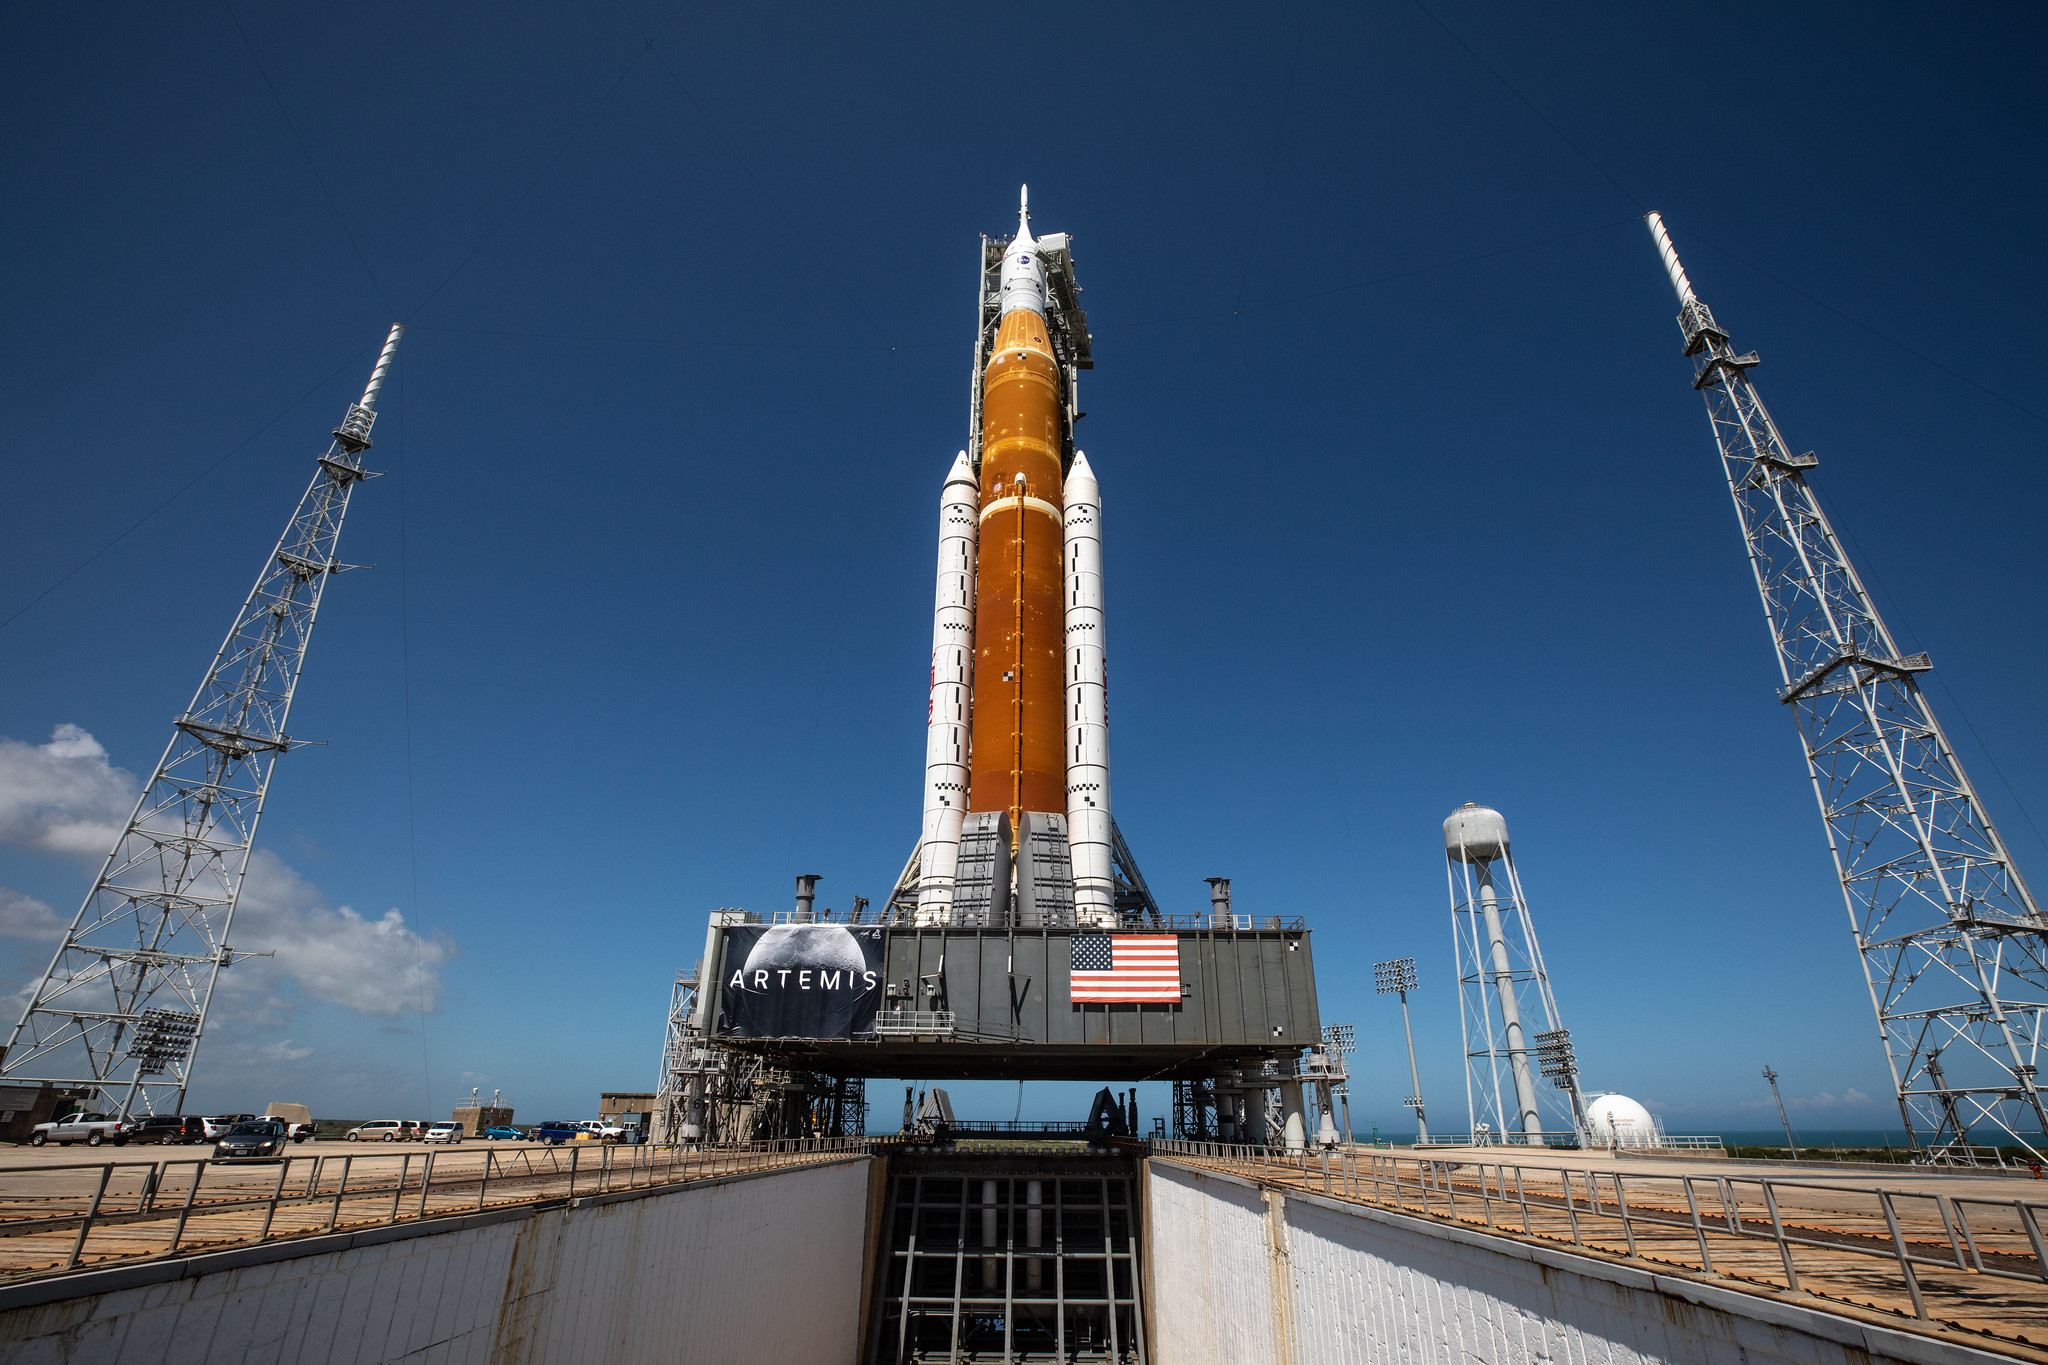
[{"left": 1159, "top": 1143, "right": 2048, "bottom": 1359}]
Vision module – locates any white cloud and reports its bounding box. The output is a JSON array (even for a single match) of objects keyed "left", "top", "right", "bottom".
[
  {"left": 0, "top": 724, "right": 136, "bottom": 858},
  {"left": 0, "top": 886, "right": 68, "bottom": 941},
  {"left": 260, "top": 1038, "right": 313, "bottom": 1064},
  {"left": 222, "top": 850, "right": 456, "bottom": 1018},
  {"left": 0, "top": 725, "right": 456, "bottom": 1019}
]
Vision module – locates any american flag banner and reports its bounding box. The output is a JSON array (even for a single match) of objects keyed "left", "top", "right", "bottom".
[{"left": 1070, "top": 934, "right": 1181, "bottom": 1003}]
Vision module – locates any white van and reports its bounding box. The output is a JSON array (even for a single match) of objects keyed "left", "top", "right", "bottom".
[{"left": 345, "top": 1120, "right": 407, "bottom": 1142}]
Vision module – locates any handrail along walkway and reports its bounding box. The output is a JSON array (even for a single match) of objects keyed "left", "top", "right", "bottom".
[{"left": 1149, "top": 1138, "right": 2048, "bottom": 1347}]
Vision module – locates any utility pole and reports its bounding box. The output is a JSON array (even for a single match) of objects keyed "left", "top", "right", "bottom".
[
  {"left": 1644, "top": 213, "right": 2048, "bottom": 1164},
  {"left": 1374, "top": 957, "right": 1430, "bottom": 1143},
  {"left": 0, "top": 326, "right": 405, "bottom": 1118},
  {"left": 1762, "top": 1064, "right": 1801, "bottom": 1159}
]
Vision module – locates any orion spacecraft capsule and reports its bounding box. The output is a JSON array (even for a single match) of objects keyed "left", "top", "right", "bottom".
[{"left": 916, "top": 187, "right": 1114, "bottom": 927}]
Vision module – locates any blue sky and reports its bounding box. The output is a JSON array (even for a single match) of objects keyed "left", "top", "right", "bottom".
[{"left": 0, "top": 3, "right": 2042, "bottom": 1134}]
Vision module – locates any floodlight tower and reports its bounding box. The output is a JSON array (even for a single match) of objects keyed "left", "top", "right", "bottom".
[
  {"left": 1644, "top": 213, "right": 2048, "bottom": 1160},
  {"left": 1373, "top": 957, "right": 1429, "bottom": 1143},
  {"left": 1444, "top": 803, "right": 1584, "bottom": 1144},
  {"left": 0, "top": 326, "right": 405, "bottom": 1118}
]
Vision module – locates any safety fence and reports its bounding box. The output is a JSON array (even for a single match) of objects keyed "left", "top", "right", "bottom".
[
  {"left": 1412, "top": 1132, "right": 1727, "bottom": 1151},
  {"left": 0, "top": 1137, "right": 866, "bottom": 1285},
  {"left": 1150, "top": 1140, "right": 2048, "bottom": 1342}
]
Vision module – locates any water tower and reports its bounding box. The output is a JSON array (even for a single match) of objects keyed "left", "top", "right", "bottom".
[{"left": 1443, "top": 803, "right": 1585, "bottom": 1144}]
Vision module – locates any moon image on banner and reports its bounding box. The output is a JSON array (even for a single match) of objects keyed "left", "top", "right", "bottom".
[
  {"left": 718, "top": 924, "right": 884, "bottom": 1039},
  {"left": 742, "top": 924, "right": 865, "bottom": 979}
]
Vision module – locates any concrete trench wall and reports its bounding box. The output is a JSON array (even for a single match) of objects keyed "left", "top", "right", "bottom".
[
  {"left": 0, "top": 1155, "right": 872, "bottom": 1365},
  {"left": 1144, "top": 1160, "right": 2015, "bottom": 1365}
]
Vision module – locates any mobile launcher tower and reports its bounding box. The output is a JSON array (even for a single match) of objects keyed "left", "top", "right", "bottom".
[{"left": 654, "top": 191, "right": 1335, "bottom": 1150}]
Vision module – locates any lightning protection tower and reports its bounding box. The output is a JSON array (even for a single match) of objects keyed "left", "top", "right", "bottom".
[
  {"left": 0, "top": 325, "right": 405, "bottom": 1119},
  {"left": 1644, "top": 213, "right": 2048, "bottom": 1161},
  {"left": 1445, "top": 803, "right": 1585, "bottom": 1145}
]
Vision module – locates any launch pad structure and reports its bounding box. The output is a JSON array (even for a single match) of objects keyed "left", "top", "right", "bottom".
[{"left": 654, "top": 191, "right": 1347, "bottom": 1157}]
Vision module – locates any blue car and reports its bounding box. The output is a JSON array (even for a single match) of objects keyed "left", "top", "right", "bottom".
[
  {"left": 534, "top": 1121, "right": 583, "bottom": 1145},
  {"left": 481, "top": 1126, "right": 525, "bottom": 1141}
]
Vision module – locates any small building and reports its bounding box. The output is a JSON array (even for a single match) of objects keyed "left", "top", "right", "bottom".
[
  {"left": 599, "top": 1092, "right": 655, "bottom": 1132},
  {"left": 452, "top": 1100, "right": 514, "bottom": 1137},
  {"left": 0, "top": 1084, "right": 94, "bottom": 1145}
]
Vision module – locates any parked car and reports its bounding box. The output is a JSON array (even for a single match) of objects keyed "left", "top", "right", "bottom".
[
  {"left": 423, "top": 1122, "right": 464, "bottom": 1144},
  {"left": 534, "top": 1121, "right": 586, "bottom": 1145},
  {"left": 575, "top": 1120, "right": 627, "bottom": 1142},
  {"left": 345, "top": 1120, "right": 408, "bottom": 1142},
  {"left": 481, "top": 1126, "right": 525, "bottom": 1141},
  {"left": 131, "top": 1115, "right": 208, "bottom": 1145},
  {"left": 399, "top": 1120, "right": 428, "bottom": 1141},
  {"left": 28, "top": 1112, "right": 136, "bottom": 1147},
  {"left": 201, "top": 1114, "right": 255, "bottom": 1140},
  {"left": 212, "top": 1119, "right": 289, "bottom": 1163}
]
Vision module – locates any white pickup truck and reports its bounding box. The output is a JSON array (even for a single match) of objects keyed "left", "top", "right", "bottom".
[{"left": 29, "top": 1112, "right": 136, "bottom": 1147}]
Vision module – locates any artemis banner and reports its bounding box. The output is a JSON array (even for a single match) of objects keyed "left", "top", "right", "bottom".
[{"left": 717, "top": 923, "right": 885, "bottom": 1039}]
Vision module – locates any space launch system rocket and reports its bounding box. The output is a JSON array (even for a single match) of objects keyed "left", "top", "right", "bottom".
[{"left": 916, "top": 189, "right": 1117, "bottom": 928}]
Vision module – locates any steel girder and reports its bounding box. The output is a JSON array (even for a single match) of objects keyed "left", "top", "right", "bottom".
[{"left": 1681, "top": 297, "right": 2048, "bottom": 1158}]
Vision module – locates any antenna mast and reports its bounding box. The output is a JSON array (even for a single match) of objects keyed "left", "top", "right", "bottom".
[
  {"left": 0, "top": 325, "right": 405, "bottom": 1118},
  {"left": 1645, "top": 212, "right": 2048, "bottom": 1162}
]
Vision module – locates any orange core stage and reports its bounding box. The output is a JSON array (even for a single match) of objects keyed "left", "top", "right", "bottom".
[{"left": 969, "top": 307, "right": 1065, "bottom": 824}]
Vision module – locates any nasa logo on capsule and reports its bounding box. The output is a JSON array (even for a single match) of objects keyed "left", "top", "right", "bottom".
[{"left": 728, "top": 923, "right": 878, "bottom": 994}]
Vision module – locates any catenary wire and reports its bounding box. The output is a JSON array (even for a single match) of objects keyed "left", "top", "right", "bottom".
[
  {"left": 1232, "top": 0, "right": 1314, "bottom": 315},
  {"left": 1678, "top": 230, "right": 2047, "bottom": 428},
  {"left": 1805, "top": 479, "right": 2048, "bottom": 863},
  {"left": 0, "top": 341, "right": 377, "bottom": 635},
  {"left": 0, "top": 4, "right": 694, "bottom": 637},
  {"left": 620, "top": 0, "right": 895, "bottom": 350},
  {"left": 786, "top": 349, "right": 899, "bottom": 864},
  {"left": 409, "top": 324, "right": 889, "bottom": 352},
  {"left": 407, "top": 1, "right": 700, "bottom": 320},
  {"left": 396, "top": 355, "right": 435, "bottom": 1106},
  {"left": 1412, "top": 0, "right": 2045, "bottom": 429},
  {"left": 223, "top": 1, "right": 397, "bottom": 317},
  {"left": 1222, "top": 2, "right": 1375, "bottom": 936}
]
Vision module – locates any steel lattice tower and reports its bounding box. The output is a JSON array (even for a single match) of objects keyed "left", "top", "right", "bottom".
[
  {"left": 1645, "top": 214, "right": 2048, "bottom": 1159},
  {"left": 0, "top": 325, "right": 405, "bottom": 1119}
]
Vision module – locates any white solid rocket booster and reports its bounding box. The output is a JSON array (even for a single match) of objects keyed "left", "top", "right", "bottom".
[
  {"left": 916, "top": 450, "right": 980, "bottom": 924},
  {"left": 1063, "top": 449, "right": 1114, "bottom": 927}
]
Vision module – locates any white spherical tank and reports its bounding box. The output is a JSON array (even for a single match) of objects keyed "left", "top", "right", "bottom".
[
  {"left": 1444, "top": 802, "right": 1510, "bottom": 863},
  {"left": 1585, "top": 1094, "right": 1660, "bottom": 1149}
]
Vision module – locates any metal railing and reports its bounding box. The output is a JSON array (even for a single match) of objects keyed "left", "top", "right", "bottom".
[
  {"left": 1150, "top": 1140, "right": 2048, "bottom": 1334},
  {"left": 1413, "top": 1132, "right": 1727, "bottom": 1151},
  {"left": 0, "top": 1138, "right": 865, "bottom": 1285}
]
